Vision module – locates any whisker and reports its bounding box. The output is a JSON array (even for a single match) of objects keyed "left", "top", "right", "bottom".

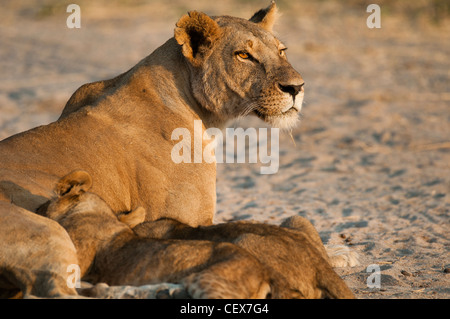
[
  {"left": 289, "top": 129, "right": 297, "bottom": 147},
  {"left": 237, "top": 100, "right": 259, "bottom": 118},
  {"left": 242, "top": 102, "right": 257, "bottom": 115}
]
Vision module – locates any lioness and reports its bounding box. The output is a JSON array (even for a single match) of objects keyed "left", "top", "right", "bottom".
[
  {"left": 0, "top": 2, "right": 307, "bottom": 297},
  {"left": 38, "top": 171, "right": 353, "bottom": 299}
]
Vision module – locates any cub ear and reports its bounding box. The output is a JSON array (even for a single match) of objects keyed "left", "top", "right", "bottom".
[
  {"left": 119, "top": 207, "right": 146, "bottom": 228},
  {"left": 174, "top": 11, "right": 221, "bottom": 66},
  {"left": 249, "top": 1, "right": 279, "bottom": 33},
  {"left": 55, "top": 170, "right": 93, "bottom": 197}
]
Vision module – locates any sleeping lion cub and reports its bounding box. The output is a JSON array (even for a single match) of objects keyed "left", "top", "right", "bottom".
[
  {"left": 37, "top": 171, "right": 269, "bottom": 299},
  {"left": 38, "top": 171, "right": 354, "bottom": 299}
]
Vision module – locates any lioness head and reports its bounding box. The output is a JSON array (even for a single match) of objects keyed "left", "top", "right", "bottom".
[{"left": 175, "top": 1, "right": 304, "bottom": 129}]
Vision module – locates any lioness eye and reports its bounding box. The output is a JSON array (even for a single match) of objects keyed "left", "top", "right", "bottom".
[
  {"left": 237, "top": 52, "right": 250, "bottom": 59},
  {"left": 279, "top": 48, "right": 287, "bottom": 57}
]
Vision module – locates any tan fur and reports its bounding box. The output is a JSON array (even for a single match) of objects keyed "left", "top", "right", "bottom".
[
  {"left": 118, "top": 207, "right": 146, "bottom": 229},
  {"left": 134, "top": 218, "right": 355, "bottom": 299},
  {"left": 40, "top": 171, "right": 353, "bottom": 299},
  {"left": 249, "top": 0, "right": 279, "bottom": 32},
  {"left": 39, "top": 171, "right": 271, "bottom": 299},
  {"left": 0, "top": 2, "right": 306, "bottom": 297}
]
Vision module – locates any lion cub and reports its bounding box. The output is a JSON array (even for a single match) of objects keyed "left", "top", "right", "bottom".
[
  {"left": 132, "top": 217, "right": 355, "bottom": 299},
  {"left": 37, "top": 171, "right": 270, "bottom": 299},
  {"left": 39, "top": 171, "right": 354, "bottom": 298}
]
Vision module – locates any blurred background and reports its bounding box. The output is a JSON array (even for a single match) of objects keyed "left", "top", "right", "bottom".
[
  {"left": 1, "top": 0, "right": 449, "bottom": 138},
  {"left": 1, "top": 0, "right": 449, "bottom": 299}
]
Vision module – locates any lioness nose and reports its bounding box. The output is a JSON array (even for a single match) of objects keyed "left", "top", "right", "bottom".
[{"left": 277, "top": 83, "right": 304, "bottom": 97}]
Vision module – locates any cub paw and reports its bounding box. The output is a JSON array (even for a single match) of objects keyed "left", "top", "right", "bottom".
[{"left": 326, "top": 245, "right": 360, "bottom": 268}]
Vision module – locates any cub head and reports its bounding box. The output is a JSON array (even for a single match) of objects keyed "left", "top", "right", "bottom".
[
  {"left": 37, "top": 170, "right": 146, "bottom": 228},
  {"left": 36, "top": 170, "right": 96, "bottom": 221},
  {"left": 175, "top": 1, "right": 304, "bottom": 129}
]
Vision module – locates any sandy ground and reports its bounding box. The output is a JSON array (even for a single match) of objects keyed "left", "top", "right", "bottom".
[{"left": 0, "top": 0, "right": 449, "bottom": 299}]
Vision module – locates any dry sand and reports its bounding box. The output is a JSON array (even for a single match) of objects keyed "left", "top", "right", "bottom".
[{"left": 0, "top": 0, "right": 448, "bottom": 299}]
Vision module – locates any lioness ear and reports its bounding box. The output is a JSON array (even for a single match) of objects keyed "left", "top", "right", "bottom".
[
  {"left": 55, "top": 170, "right": 93, "bottom": 197},
  {"left": 174, "top": 11, "right": 221, "bottom": 66},
  {"left": 249, "top": 1, "right": 279, "bottom": 33}
]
